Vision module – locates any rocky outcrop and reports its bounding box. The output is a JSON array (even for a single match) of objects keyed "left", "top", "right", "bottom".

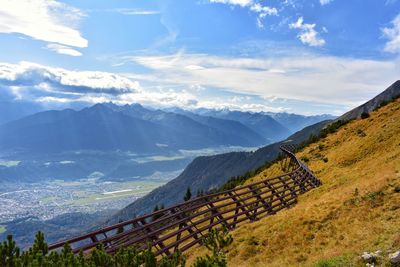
[
  {"left": 389, "top": 251, "right": 400, "bottom": 264},
  {"left": 361, "top": 251, "right": 381, "bottom": 264},
  {"left": 360, "top": 250, "right": 400, "bottom": 266}
]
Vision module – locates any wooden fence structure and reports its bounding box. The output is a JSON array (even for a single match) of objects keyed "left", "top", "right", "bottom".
[{"left": 48, "top": 145, "right": 321, "bottom": 256}]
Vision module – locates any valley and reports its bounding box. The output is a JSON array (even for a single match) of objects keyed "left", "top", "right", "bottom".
[
  {"left": 0, "top": 176, "right": 169, "bottom": 223},
  {"left": 0, "top": 145, "right": 258, "bottom": 220},
  {"left": 0, "top": 144, "right": 259, "bottom": 247}
]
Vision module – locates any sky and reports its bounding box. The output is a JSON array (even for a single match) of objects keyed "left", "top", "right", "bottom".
[{"left": 0, "top": 0, "right": 399, "bottom": 115}]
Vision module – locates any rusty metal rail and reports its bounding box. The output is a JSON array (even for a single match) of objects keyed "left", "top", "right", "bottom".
[{"left": 48, "top": 145, "right": 321, "bottom": 256}]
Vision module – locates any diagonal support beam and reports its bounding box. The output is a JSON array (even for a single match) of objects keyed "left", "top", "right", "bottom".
[
  {"left": 248, "top": 185, "right": 272, "bottom": 216},
  {"left": 278, "top": 176, "right": 298, "bottom": 199},
  {"left": 140, "top": 217, "right": 172, "bottom": 256},
  {"left": 264, "top": 180, "right": 289, "bottom": 208},
  {"left": 228, "top": 191, "right": 256, "bottom": 224}
]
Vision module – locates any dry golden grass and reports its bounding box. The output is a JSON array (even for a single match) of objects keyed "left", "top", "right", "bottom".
[{"left": 185, "top": 99, "right": 400, "bottom": 266}]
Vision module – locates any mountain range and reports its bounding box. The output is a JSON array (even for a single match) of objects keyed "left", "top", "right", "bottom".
[
  {"left": 0, "top": 102, "right": 333, "bottom": 155},
  {"left": 0, "top": 104, "right": 259, "bottom": 154},
  {"left": 171, "top": 108, "right": 334, "bottom": 141}
]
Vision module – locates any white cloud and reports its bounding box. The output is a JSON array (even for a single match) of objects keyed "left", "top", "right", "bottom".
[
  {"left": 382, "top": 14, "right": 400, "bottom": 53},
  {"left": 289, "top": 17, "right": 326, "bottom": 47},
  {"left": 37, "top": 96, "right": 73, "bottom": 103},
  {"left": 209, "top": 0, "right": 277, "bottom": 28},
  {"left": 117, "top": 89, "right": 199, "bottom": 108},
  {"left": 46, "top": 44, "right": 82, "bottom": 57},
  {"left": 319, "top": 0, "right": 333, "bottom": 6},
  {"left": 209, "top": 0, "right": 253, "bottom": 7},
  {"left": 35, "top": 88, "right": 201, "bottom": 110},
  {"left": 0, "top": 0, "right": 87, "bottom": 55},
  {"left": 249, "top": 3, "right": 278, "bottom": 15},
  {"left": 196, "top": 100, "right": 290, "bottom": 113},
  {"left": 127, "top": 51, "right": 400, "bottom": 106},
  {"left": 113, "top": 8, "right": 160, "bottom": 15}
]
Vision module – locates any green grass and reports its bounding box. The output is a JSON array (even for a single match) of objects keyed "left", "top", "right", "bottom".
[
  {"left": 66, "top": 180, "right": 165, "bottom": 205},
  {"left": 313, "top": 255, "right": 353, "bottom": 267}
]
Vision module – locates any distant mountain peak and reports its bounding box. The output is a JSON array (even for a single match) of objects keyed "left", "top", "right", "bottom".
[{"left": 130, "top": 103, "right": 144, "bottom": 108}]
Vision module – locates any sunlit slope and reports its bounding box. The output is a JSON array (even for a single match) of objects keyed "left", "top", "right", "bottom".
[{"left": 187, "top": 98, "right": 400, "bottom": 266}]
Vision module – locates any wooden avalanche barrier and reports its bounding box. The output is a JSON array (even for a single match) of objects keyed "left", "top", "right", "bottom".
[{"left": 48, "top": 145, "right": 321, "bottom": 256}]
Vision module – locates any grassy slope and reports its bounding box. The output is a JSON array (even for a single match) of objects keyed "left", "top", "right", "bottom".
[{"left": 186, "top": 99, "right": 400, "bottom": 266}]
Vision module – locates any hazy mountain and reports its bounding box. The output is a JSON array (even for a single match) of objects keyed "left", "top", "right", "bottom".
[
  {"left": 264, "top": 112, "right": 335, "bottom": 133},
  {"left": 167, "top": 113, "right": 267, "bottom": 146},
  {"left": 0, "top": 101, "right": 43, "bottom": 125},
  {"left": 0, "top": 103, "right": 266, "bottom": 154},
  {"left": 104, "top": 102, "right": 267, "bottom": 146},
  {"left": 169, "top": 107, "right": 334, "bottom": 142},
  {"left": 175, "top": 109, "right": 291, "bottom": 142},
  {"left": 0, "top": 105, "right": 164, "bottom": 153},
  {"left": 99, "top": 103, "right": 268, "bottom": 147}
]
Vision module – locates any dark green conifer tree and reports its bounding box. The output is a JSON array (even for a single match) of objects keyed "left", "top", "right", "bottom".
[{"left": 184, "top": 187, "right": 192, "bottom": 202}]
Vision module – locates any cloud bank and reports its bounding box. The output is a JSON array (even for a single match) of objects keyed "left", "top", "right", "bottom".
[
  {"left": 0, "top": 61, "right": 141, "bottom": 104},
  {"left": 127, "top": 51, "right": 399, "bottom": 106},
  {"left": 1, "top": 52, "right": 398, "bottom": 115},
  {"left": 0, "top": 62, "right": 227, "bottom": 112}
]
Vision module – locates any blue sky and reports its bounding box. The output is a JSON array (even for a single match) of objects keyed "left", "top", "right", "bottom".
[{"left": 0, "top": 0, "right": 399, "bottom": 115}]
